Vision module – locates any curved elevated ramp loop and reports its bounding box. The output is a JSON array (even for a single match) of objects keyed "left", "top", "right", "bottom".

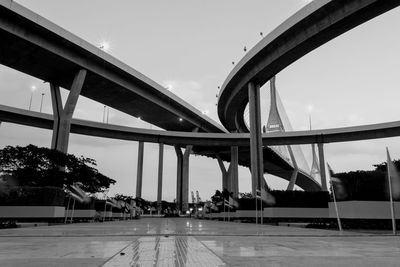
[
  {"left": 218, "top": 0, "right": 400, "bottom": 190},
  {"left": 3, "top": 104, "right": 400, "bottom": 191},
  {"left": 218, "top": 0, "right": 400, "bottom": 132}
]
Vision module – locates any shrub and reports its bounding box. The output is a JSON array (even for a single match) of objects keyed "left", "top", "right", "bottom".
[
  {"left": 238, "top": 190, "right": 330, "bottom": 209},
  {"left": 0, "top": 186, "right": 64, "bottom": 206}
]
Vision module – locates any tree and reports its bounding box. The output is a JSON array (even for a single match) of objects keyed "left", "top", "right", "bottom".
[
  {"left": 0, "top": 145, "right": 115, "bottom": 193},
  {"left": 334, "top": 160, "right": 400, "bottom": 201}
]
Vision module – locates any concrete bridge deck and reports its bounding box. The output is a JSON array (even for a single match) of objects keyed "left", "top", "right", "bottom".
[{"left": 0, "top": 218, "right": 399, "bottom": 266}]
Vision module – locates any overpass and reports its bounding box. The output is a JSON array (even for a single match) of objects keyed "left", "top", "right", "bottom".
[
  {"left": 3, "top": 104, "right": 400, "bottom": 192},
  {"left": 0, "top": 0, "right": 318, "bottom": 211},
  {"left": 217, "top": 0, "right": 400, "bottom": 194},
  {"left": 1, "top": 0, "right": 400, "bottom": 210}
]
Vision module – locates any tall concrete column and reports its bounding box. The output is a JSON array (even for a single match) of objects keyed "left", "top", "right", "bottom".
[
  {"left": 50, "top": 69, "right": 86, "bottom": 153},
  {"left": 174, "top": 146, "right": 183, "bottom": 211},
  {"left": 230, "top": 146, "right": 239, "bottom": 198},
  {"left": 180, "top": 128, "right": 198, "bottom": 212},
  {"left": 317, "top": 143, "right": 328, "bottom": 191},
  {"left": 157, "top": 143, "right": 164, "bottom": 214},
  {"left": 136, "top": 141, "right": 144, "bottom": 198},
  {"left": 248, "top": 82, "right": 264, "bottom": 196},
  {"left": 216, "top": 153, "right": 228, "bottom": 190},
  {"left": 181, "top": 145, "right": 193, "bottom": 212}
]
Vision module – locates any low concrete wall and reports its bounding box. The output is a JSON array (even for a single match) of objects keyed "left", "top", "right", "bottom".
[
  {"left": 0, "top": 206, "right": 65, "bottom": 218},
  {"left": 112, "top": 212, "right": 122, "bottom": 218},
  {"left": 99, "top": 211, "right": 112, "bottom": 218},
  {"left": 263, "top": 207, "right": 328, "bottom": 218},
  {"left": 206, "top": 202, "right": 400, "bottom": 220},
  {"left": 65, "top": 209, "right": 96, "bottom": 218},
  {"left": 329, "top": 201, "right": 400, "bottom": 219}
]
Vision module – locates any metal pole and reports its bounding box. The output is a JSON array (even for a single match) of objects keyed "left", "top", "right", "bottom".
[
  {"left": 64, "top": 196, "right": 71, "bottom": 224},
  {"left": 28, "top": 92, "right": 33, "bottom": 111},
  {"left": 40, "top": 93, "right": 45, "bottom": 112},
  {"left": 387, "top": 148, "right": 397, "bottom": 235},
  {"left": 70, "top": 198, "right": 76, "bottom": 224},
  {"left": 261, "top": 194, "right": 263, "bottom": 225},
  {"left": 106, "top": 107, "right": 110, "bottom": 124},
  {"left": 223, "top": 199, "right": 225, "bottom": 222},
  {"left": 330, "top": 181, "right": 343, "bottom": 232},
  {"left": 255, "top": 195, "right": 258, "bottom": 224}
]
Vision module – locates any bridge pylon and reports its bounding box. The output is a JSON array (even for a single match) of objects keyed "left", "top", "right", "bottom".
[{"left": 264, "top": 76, "right": 299, "bottom": 190}]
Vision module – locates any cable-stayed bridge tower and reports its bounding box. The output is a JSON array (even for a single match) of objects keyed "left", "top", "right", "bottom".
[
  {"left": 309, "top": 117, "right": 321, "bottom": 180},
  {"left": 264, "top": 76, "right": 299, "bottom": 190}
]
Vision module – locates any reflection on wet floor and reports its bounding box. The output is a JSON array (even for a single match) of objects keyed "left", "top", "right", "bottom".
[
  {"left": 104, "top": 236, "right": 225, "bottom": 267},
  {"left": 1, "top": 218, "right": 400, "bottom": 266}
]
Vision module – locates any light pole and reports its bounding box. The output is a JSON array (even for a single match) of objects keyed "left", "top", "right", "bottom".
[
  {"left": 99, "top": 41, "right": 110, "bottom": 52},
  {"left": 39, "top": 93, "right": 45, "bottom": 112},
  {"left": 28, "top": 86, "right": 36, "bottom": 111},
  {"left": 106, "top": 107, "right": 110, "bottom": 124},
  {"left": 103, "top": 105, "right": 106, "bottom": 123}
]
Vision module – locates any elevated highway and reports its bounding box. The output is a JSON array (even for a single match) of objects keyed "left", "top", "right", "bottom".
[
  {"left": 2, "top": 0, "right": 400, "bottom": 195},
  {"left": 218, "top": 0, "right": 400, "bottom": 132},
  {"left": 3, "top": 104, "right": 400, "bottom": 190},
  {"left": 0, "top": 0, "right": 225, "bottom": 134},
  {"left": 0, "top": 0, "right": 320, "bottom": 192},
  {"left": 217, "top": 0, "right": 400, "bottom": 191}
]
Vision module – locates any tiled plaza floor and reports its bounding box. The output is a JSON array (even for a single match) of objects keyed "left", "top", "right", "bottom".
[{"left": 0, "top": 218, "right": 399, "bottom": 266}]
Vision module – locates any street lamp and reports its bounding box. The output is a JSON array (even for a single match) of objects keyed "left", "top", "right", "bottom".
[
  {"left": 103, "top": 105, "right": 106, "bottom": 123},
  {"left": 99, "top": 41, "right": 110, "bottom": 52},
  {"left": 106, "top": 107, "right": 110, "bottom": 124},
  {"left": 39, "top": 93, "right": 45, "bottom": 112},
  {"left": 29, "top": 86, "right": 36, "bottom": 111}
]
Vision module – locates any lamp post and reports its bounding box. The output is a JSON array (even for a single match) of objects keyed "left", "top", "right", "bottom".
[
  {"left": 39, "top": 93, "right": 45, "bottom": 112},
  {"left": 28, "top": 86, "right": 36, "bottom": 111},
  {"left": 102, "top": 105, "right": 106, "bottom": 123}
]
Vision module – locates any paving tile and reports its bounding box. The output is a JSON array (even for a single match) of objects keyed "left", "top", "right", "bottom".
[{"left": 0, "top": 218, "right": 399, "bottom": 266}]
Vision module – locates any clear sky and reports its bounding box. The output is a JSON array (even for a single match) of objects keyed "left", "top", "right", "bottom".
[{"left": 1, "top": 0, "right": 400, "bottom": 201}]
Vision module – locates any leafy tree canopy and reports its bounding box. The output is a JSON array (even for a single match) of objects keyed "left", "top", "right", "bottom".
[
  {"left": 0, "top": 145, "right": 115, "bottom": 193},
  {"left": 334, "top": 159, "right": 400, "bottom": 201}
]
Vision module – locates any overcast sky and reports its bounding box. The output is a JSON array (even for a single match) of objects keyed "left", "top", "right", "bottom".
[{"left": 1, "top": 0, "right": 400, "bottom": 201}]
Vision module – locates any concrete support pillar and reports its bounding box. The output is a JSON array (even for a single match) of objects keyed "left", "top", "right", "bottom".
[
  {"left": 317, "top": 143, "right": 328, "bottom": 191},
  {"left": 174, "top": 146, "right": 183, "bottom": 211},
  {"left": 230, "top": 146, "right": 239, "bottom": 198},
  {"left": 181, "top": 145, "right": 193, "bottom": 212},
  {"left": 248, "top": 82, "right": 264, "bottom": 196},
  {"left": 216, "top": 153, "right": 228, "bottom": 190},
  {"left": 286, "top": 145, "right": 299, "bottom": 191},
  {"left": 157, "top": 143, "right": 164, "bottom": 214},
  {"left": 136, "top": 141, "right": 144, "bottom": 198},
  {"left": 50, "top": 69, "right": 86, "bottom": 153},
  {"left": 180, "top": 128, "right": 198, "bottom": 213}
]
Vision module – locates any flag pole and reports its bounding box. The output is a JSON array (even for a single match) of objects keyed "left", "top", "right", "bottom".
[
  {"left": 386, "top": 147, "right": 397, "bottom": 235},
  {"left": 330, "top": 180, "right": 342, "bottom": 232},
  {"left": 70, "top": 198, "right": 76, "bottom": 224},
  {"left": 328, "top": 163, "right": 342, "bottom": 232},
  {"left": 261, "top": 192, "right": 263, "bottom": 225},
  {"left": 64, "top": 195, "right": 71, "bottom": 224},
  {"left": 255, "top": 190, "right": 258, "bottom": 225},
  {"left": 223, "top": 197, "right": 226, "bottom": 222}
]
